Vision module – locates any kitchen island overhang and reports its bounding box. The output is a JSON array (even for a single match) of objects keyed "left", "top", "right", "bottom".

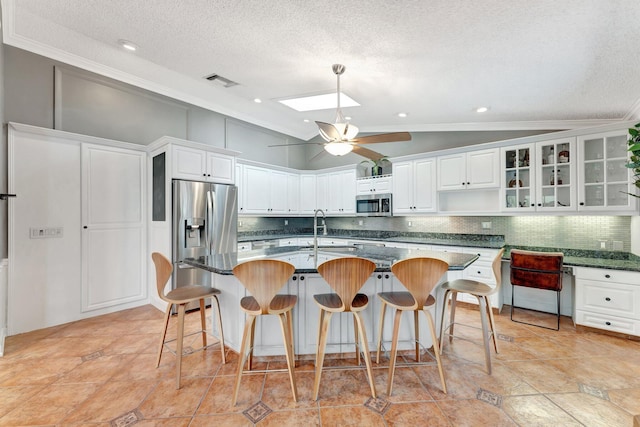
[{"left": 184, "top": 246, "right": 480, "bottom": 357}]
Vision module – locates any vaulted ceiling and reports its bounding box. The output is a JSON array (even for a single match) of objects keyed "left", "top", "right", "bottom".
[{"left": 2, "top": 0, "right": 640, "bottom": 141}]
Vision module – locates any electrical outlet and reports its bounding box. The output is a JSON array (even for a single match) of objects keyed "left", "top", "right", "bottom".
[
  {"left": 238, "top": 221, "right": 243, "bottom": 227},
  {"left": 358, "top": 220, "right": 364, "bottom": 226},
  {"left": 284, "top": 220, "right": 288, "bottom": 226},
  {"left": 407, "top": 221, "right": 412, "bottom": 227},
  {"left": 598, "top": 240, "right": 607, "bottom": 250},
  {"left": 481, "top": 222, "right": 492, "bottom": 229}
]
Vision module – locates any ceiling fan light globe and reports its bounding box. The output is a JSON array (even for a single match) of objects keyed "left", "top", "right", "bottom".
[{"left": 324, "top": 142, "right": 353, "bottom": 156}]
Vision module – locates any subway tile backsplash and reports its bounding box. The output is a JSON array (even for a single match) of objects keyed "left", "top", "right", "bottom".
[{"left": 238, "top": 216, "right": 633, "bottom": 252}]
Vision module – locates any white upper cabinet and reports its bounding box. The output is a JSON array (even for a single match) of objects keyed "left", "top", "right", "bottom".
[
  {"left": 535, "top": 137, "right": 576, "bottom": 212},
  {"left": 242, "top": 164, "right": 288, "bottom": 215},
  {"left": 326, "top": 170, "right": 356, "bottom": 214},
  {"left": 577, "top": 130, "right": 637, "bottom": 212},
  {"left": 299, "top": 174, "right": 317, "bottom": 214},
  {"left": 501, "top": 144, "right": 536, "bottom": 212},
  {"left": 356, "top": 175, "right": 392, "bottom": 194},
  {"left": 286, "top": 173, "right": 300, "bottom": 214},
  {"left": 172, "top": 145, "right": 235, "bottom": 184},
  {"left": 437, "top": 148, "right": 499, "bottom": 191},
  {"left": 393, "top": 158, "right": 436, "bottom": 214}
]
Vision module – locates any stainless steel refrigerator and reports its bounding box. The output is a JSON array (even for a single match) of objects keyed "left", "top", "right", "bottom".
[{"left": 172, "top": 179, "right": 237, "bottom": 309}]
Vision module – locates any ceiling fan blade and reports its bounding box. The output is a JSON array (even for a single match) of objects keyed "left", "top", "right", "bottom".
[
  {"left": 352, "top": 145, "right": 386, "bottom": 161},
  {"left": 350, "top": 132, "right": 412, "bottom": 144},
  {"left": 316, "top": 121, "right": 341, "bottom": 141}
]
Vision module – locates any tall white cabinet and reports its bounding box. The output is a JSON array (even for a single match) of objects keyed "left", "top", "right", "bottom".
[{"left": 8, "top": 123, "right": 147, "bottom": 335}]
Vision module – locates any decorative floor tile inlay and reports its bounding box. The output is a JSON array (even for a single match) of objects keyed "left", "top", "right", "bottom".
[
  {"left": 476, "top": 388, "right": 503, "bottom": 407},
  {"left": 243, "top": 401, "right": 272, "bottom": 423},
  {"left": 579, "top": 383, "right": 610, "bottom": 400},
  {"left": 82, "top": 350, "right": 105, "bottom": 362},
  {"left": 364, "top": 397, "right": 391, "bottom": 415},
  {"left": 111, "top": 409, "right": 142, "bottom": 427},
  {"left": 497, "top": 333, "right": 514, "bottom": 342}
]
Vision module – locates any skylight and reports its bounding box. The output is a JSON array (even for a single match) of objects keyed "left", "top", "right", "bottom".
[{"left": 278, "top": 92, "right": 360, "bottom": 112}]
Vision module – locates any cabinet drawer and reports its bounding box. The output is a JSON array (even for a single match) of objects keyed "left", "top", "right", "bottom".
[
  {"left": 575, "top": 267, "right": 640, "bottom": 285},
  {"left": 463, "top": 263, "right": 496, "bottom": 282},
  {"left": 575, "top": 279, "right": 640, "bottom": 319},
  {"left": 575, "top": 310, "right": 638, "bottom": 335},
  {"left": 238, "top": 243, "right": 252, "bottom": 252},
  {"left": 278, "top": 238, "right": 299, "bottom": 247},
  {"left": 463, "top": 247, "right": 499, "bottom": 261},
  {"left": 431, "top": 245, "right": 464, "bottom": 253}
]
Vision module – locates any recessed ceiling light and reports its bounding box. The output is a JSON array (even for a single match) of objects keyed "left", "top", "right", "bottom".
[
  {"left": 398, "top": 112, "right": 408, "bottom": 118},
  {"left": 278, "top": 92, "right": 360, "bottom": 112},
  {"left": 118, "top": 39, "right": 138, "bottom": 52},
  {"left": 303, "top": 119, "right": 310, "bottom": 123},
  {"left": 254, "top": 98, "right": 262, "bottom": 103},
  {"left": 345, "top": 116, "right": 352, "bottom": 121},
  {"left": 476, "top": 106, "right": 490, "bottom": 113}
]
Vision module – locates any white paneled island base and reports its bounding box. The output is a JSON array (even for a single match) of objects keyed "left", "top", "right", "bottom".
[{"left": 209, "top": 268, "right": 463, "bottom": 358}]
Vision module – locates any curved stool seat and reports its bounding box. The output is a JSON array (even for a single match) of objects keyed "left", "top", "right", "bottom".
[
  {"left": 439, "top": 248, "right": 505, "bottom": 375},
  {"left": 376, "top": 257, "right": 449, "bottom": 396},
  {"left": 232, "top": 259, "right": 298, "bottom": 406},
  {"left": 313, "top": 257, "right": 377, "bottom": 401},
  {"left": 152, "top": 252, "right": 226, "bottom": 390}
]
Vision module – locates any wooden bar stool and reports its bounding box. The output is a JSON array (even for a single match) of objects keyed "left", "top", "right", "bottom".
[
  {"left": 376, "top": 257, "right": 449, "bottom": 396},
  {"left": 510, "top": 249, "right": 564, "bottom": 330},
  {"left": 439, "top": 248, "right": 505, "bottom": 375},
  {"left": 151, "top": 252, "right": 226, "bottom": 389},
  {"left": 314, "top": 257, "right": 377, "bottom": 401},
  {"left": 231, "top": 259, "right": 298, "bottom": 406}
]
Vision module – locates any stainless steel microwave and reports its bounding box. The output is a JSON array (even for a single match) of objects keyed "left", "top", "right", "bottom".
[{"left": 356, "top": 193, "right": 392, "bottom": 216}]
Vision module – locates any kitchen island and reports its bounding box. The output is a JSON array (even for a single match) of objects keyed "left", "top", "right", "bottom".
[{"left": 186, "top": 245, "right": 479, "bottom": 357}]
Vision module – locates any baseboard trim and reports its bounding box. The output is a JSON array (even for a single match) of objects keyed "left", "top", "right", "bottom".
[{"left": 576, "top": 324, "right": 640, "bottom": 342}]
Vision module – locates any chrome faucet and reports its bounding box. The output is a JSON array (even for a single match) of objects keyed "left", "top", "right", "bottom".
[{"left": 313, "top": 209, "right": 327, "bottom": 265}]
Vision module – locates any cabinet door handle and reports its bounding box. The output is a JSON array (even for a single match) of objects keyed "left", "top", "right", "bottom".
[
  {"left": 579, "top": 202, "right": 585, "bottom": 206},
  {"left": 203, "top": 173, "right": 206, "bottom": 176},
  {"left": 605, "top": 297, "right": 611, "bottom": 302},
  {"left": 300, "top": 276, "right": 305, "bottom": 281},
  {"left": 605, "top": 274, "right": 611, "bottom": 279},
  {"left": 292, "top": 276, "right": 297, "bottom": 281},
  {"left": 605, "top": 321, "right": 611, "bottom": 326},
  {"left": 385, "top": 274, "right": 390, "bottom": 279},
  {"left": 377, "top": 274, "right": 382, "bottom": 279}
]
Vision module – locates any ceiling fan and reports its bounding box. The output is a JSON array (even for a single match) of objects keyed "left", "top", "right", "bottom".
[{"left": 271, "top": 64, "right": 411, "bottom": 161}]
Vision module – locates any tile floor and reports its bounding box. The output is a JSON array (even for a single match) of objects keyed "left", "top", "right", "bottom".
[{"left": 1, "top": 304, "right": 640, "bottom": 426}]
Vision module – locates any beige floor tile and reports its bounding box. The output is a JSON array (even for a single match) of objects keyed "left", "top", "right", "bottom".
[
  {"left": 260, "top": 409, "right": 321, "bottom": 426},
  {"left": 437, "top": 398, "right": 518, "bottom": 426},
  {"left": 0, "top": 382, "right": 100, "bottom": 425},
  {"left": 502, "top": 359, "right": 580, "bottom": 394},
  {"left": 0, "top": 385, "right": 44, "bottom": 418},
  {"left": 191, "top": 413, "right": 253, "bottom": 426},
  {"left": 61, "top": 379, "right": 157, "bottom": 423},
  {"left": 384, "top": 401, "right": 449, "bottom": 426},
  {"left": 465, "top": 363, "right": 538, "bottom": 396},
  {"left": 502, "top": 394, "right": 582, "bottom": 426},
  {"left": 608, "top": 388, "right": 640, "bottom": 415},
  {"left": 315, "top": 368, "right": 377, "bottom": 406},
  {"left": 413, "top": 363, "right": 477, "bottom": 400},
  {"left": 319, "top": 405, "right": 385, "bottom": 426},
  {"left": 0, "top": 357, "right": 83, "bottom": 386},
  {"left": 196, "top": 373, "right": 263, "bottom": 414},
  {"left": 548, "top": 392, "right": 634, "bottom": 427},
  {"left": 137, "top": 377, "right": 212, "bottom": 419},
  {"left": 261, "top": 370, "right": 316, "bottom": 410},
  {"left": 374, "top": 364, "right": 434, "bottom": 402}
]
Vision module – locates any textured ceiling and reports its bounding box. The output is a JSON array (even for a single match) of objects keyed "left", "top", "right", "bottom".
[{"left": 2, "top": 0, "right": 640, "bottom": 140}]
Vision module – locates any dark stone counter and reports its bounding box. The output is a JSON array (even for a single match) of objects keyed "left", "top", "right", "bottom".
[{"left": 184, "top": 245, "right": 479, "bottom": 275}]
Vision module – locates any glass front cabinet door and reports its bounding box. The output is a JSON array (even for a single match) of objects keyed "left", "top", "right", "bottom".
[
  {"left": 535, "top": 137, "right": 576, "bottom": 212},
  {"left": 501, "top": 144, "right": 535, "bottom": 212},
  {"left": 577, "top": 130, "right": 637, "bottom": 212}
]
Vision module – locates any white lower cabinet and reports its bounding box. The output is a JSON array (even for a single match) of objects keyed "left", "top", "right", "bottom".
[{"left": 575, "top": 267, "right": 640, "bottom": 336}]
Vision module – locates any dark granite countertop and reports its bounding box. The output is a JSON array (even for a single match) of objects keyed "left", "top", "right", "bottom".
[
  {"left": 237, "top": 231, "right": 640, "bottom": 272},
  {"left": 503, "top": 245, "right": 640, "bottom": 272},
  {"left": 184, "top": 245, "right": 479, "bottom": 275},
  {"left": 239, "top": 231, "right": 505, "bottom": 249}
]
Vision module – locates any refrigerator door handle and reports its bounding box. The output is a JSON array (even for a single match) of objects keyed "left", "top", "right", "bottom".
[{"left": 206, "top": 189, "right": 213, "bottom": 255}]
